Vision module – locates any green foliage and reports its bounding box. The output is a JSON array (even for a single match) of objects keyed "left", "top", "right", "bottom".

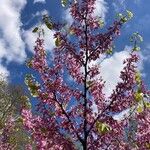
[
  {"left": 43, "top": 15, "right": 53, "bottom": 30},
  {"left": 32, "top": 27, "right": 39, "bottom": 33},
  {"left": 25, "top": 74, "right": 40, "bottom": 97},
  {"left": 135, "top": 71, "right": 141, "bottom": 85},
  {"left": 55, "top": 36, "right": 62, "bottom": 47},
  {"left": 45, "top": 21, "right": 53, "bottom": 30},
  {"left": 21, "top": 95, "right": 32, "bottom": 109},
  {"left": 106, "top": 47, "right": 113, "bottom": 55},
  {"left": 134, "top": 91, "right": 143, "bottom": 102},
  {"left": 130, "top": 32, "right": 143, "bottom": 52},
  {"left": 0, "top": 76, "right": 26, "bottom": 123},
  {"left": 98, "top": 19, "right": 104, "bottom": 28},
  {"left": 146, "top": 143, "right": 150, "bottom": 149},
  {"left": 117, "top": 10, "right": 133, "bottom": 24},
  {"left": 26, "top": 59, "right": 33, "bottom": 68},
  {"left": 7, "top": 116, "right": 31, "bottom": 149},
  {"left": 96, "top": 121, "right": 111, "bottom": 134},
  {"left": 132, "top": 46, "right": 140, "bottom": 51},
  {"left": 126, "top": 10, "right": 134, "bottom": 20},
  {"left": 136, "top": 103, "right": 143, "bottom": 113},
  {"left": 130, "top": 32, "right": 143, "bottom": 43},
  {"left": 61, "top": 0, "right": 68, "bottom": 7},
  {"left": 0, "top": 74, "right": 31, "bottom": 148},
  {"left": 144, "top": 101, "right": 150, "bottom": 108}
]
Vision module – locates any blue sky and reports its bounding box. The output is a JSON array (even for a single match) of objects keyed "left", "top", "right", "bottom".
[{"left": 0, "top": 0, "right": 150, "bottom": 95}]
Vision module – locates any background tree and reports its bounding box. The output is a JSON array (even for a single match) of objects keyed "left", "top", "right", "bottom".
[
  {"left": 23, "top": 0, "right": 150, "bottom": 149},
  {"left": 0, "top": 74, "right": 31, "bottom": 150}
]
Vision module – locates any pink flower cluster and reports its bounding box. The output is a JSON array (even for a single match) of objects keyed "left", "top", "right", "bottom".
[{"left": 22, "top": 0, "right": 150, "bottom": 149}]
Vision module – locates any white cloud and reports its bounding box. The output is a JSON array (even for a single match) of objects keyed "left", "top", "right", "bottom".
[
  {"left": 143, "top": 44, "right": 150, "bottom": 62},
  {"left": 88, "top": 47, "right": 130, "bottom": 99},
  {"left": 101, "top": 49, "right": 130, "bottom": 98},
  {"left": 63, "top": 8, "right": 73, "bottom": 26},
  {"left": 64, "top": 0, "right": 108, "bottom": 25},
  {"left": 90, "top": 46, "right": 146, "bottom": 115},
  {"left": 93, "top": 0, "right": 108, "bottom": 21},
  {"left": 33, "top": 0, "right": 46, "bottom": 4},
  {"left": 0, "top": 64, "right": 9, "bottom": 76},
  {"left": 23, "top": 25, "right": 56, "bottom": 53},
  {"left": 32, "top": 10, "right": 48, "bottom": 18},
  {"left": 90, "top": 48, "right": 130, "bottom": 114},
  {"left": 23, "top": 9, "right": 56, "bottom": 53},
  {"left": 112, "top": 0, "right": 140, "bottom": 12},
  {"left": 100, "top": 46, "right": 145, "bottom": 98},
  {"left": 0, "top": 0, "right": 27, "bottom": 74}
]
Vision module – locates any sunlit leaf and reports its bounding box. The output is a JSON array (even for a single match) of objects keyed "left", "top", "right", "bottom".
[
  {"left": 106, "top": 47, "right": 113, "bottom": 55},
  {"left": 45, "top": 21, "right": 53, "bottom": 30},
  {"left": 146, "top": 143, "right": 150, "bottom": 149},
  {"left": 132, "top": 46, "right": 140, "bottom": 51},
  {"left": 21, "top": 95, "right": 29, "bottom": 101},
  {"left": 126, "top": 10, "right": 133, "bottom": 19},
  {"left": 121, "top": 17, "right": 128, "bottom": 23},
  {"left": 138, "top": 35, "right": 143, "bottom": 42},
  {"left": 69, "top": 29, "right": 74, "bottom": 35},
  {"left": 135, "top": 71, "right": 141, "bottom": 85},
  {"left": 144, "top": 102, "right": 150, "bottom": 108},
  {"left": 131, "top": 32, "right": 143, "bottom": 43},
  {"left": 96, "top": 121, "right": 111, "bottom": 134},
  {"left": 98, "top": 19, "right": 104, "bottom": 28},
  {"left": 32, "top": 27, "right": 39, "bottom": 33},
  {"left": 26, "top": 59, "right": 33, "bottom": 68},
  {"left": 61, "top": 0, "right": 68, "bottom": 7},
  {"left": 137, "top": 105, "right": 143, "bottom": 113},
  {"left": 55, "top": 37, "right": 61, "bottom": 47},
  {"left": 86, "top": 80, "right": 93, "bottom": 87},
  {"left": 117, "top": 13, "right": 123, "bottom": 18},
  {"left": 134, "top": 91, "right": 143, "bottom": 102}
]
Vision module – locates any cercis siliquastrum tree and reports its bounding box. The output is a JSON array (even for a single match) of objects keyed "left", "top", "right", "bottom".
[{"left": 23, "top": 0, "right": 150, "bottom": 149}]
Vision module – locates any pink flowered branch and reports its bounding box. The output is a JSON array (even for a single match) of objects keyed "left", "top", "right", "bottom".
[{"left": 20, "top": 0, "right": 150, "bottom": 150}]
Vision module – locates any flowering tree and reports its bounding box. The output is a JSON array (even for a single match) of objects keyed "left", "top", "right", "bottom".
[
  {"left": 0, "top": 75, "right": 31, "bottom": 149},
  {"left": 23, "top": 0, "right": 150, "bottom": 149}
]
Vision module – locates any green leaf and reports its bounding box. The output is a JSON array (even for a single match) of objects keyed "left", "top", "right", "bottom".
[
  {"left": 26, "top": 59, "right": 33, "bottom": 68},
  {"left": 32, "top": 27, "right": 39, "bottom": 33},
  {"left": 137, "top": 105, "right": 143, "bottom": 113},
  {"left": 45, "top": 21, "right": 53, "bottom": 30},
  {"left": 132, "top": 46, "right": 140, "bottom": 51},
  {"left": 24, "top": 74, "right": 40, "bottom": 98},
  {"left": 29, "top": 83, "right": 39, "bottom": 97},
  {"left": 117, "top": 13, "right": 123, "bottom": 18},
  {"left": 146, "top": 143, "right": 150, "bottom": 149},
  {"left": 144, "top": 102, "right": 150, "bottom": 108},
  {"left": 30, "top": 89, "right": 39, "bottom": 97},
  {"left": 131, "top": 32, "right": 143, "bottom": 43},
  {"left": 106, "top": 47, "right": 113, "bottom": 55},
  {"left": 86, "top": 80, "right": 93, "bottom": 87},
  {"left": 135, "top": 71, "right": 141, "bottom": 85},
  {"left": 16, "top": 117, "right": 23, "bottom": 124},
  {"left": 96, "top": 121, "right": 111, "bottom": 134},
  {"left": 138, "top": 34, "right": 143, "bottom": 42},
  {"left": 21, "top": 95, "right": 29, "bottom": 101},
  {"left": 121, "top": 17, "right": 128, "bottom": 23},
  {"left": 130, "top": 37, "right": 134, "bottom": 42},
  {"left": 69, "top": 29, "right": 74, "bottom": 35},
  {"left": 134, "top": 92, "right": 143, "bottom": 102},
  {"left": 98, "top": 19, "right": 104, "bottom": 28},
  {"left": 25, "top": 101, "right": 32, "bottom": 109},
  {"left": 55, "top": 37, "right": 61, "bottom": 47},
  {"left": 126, "top": 10, "right": 133, "bottom": 19},
  {"left": 61, "top": 0, "right": 67, "bottom": 7}
]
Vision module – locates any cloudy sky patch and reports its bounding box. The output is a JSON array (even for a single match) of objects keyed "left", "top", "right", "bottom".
[{"left": 33, "top": 0, "right": 46, "bottom": 4}]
